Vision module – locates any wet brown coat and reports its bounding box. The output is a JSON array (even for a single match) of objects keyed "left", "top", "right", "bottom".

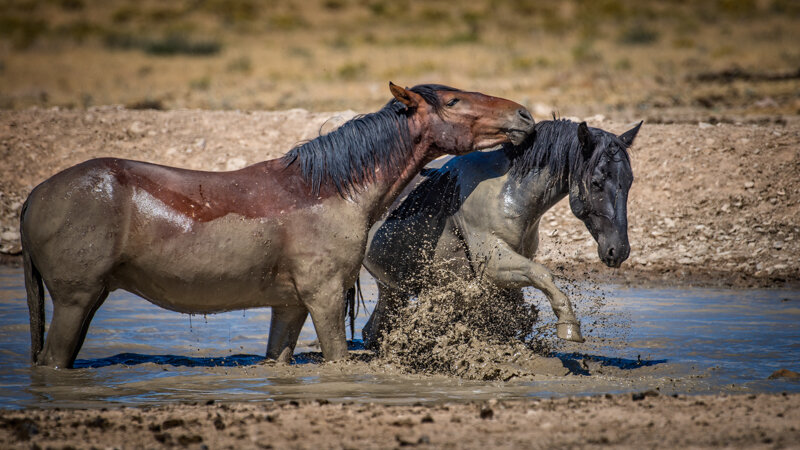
[{"left": 21, "top": 83, "right": 534, "bottom": 368}]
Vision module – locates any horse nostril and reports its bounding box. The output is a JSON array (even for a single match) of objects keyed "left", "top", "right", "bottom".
[
  {"left": 517, "top": 108, "right": 533, "bottom": 123},
  {"left": 607, "top": 247, "right": 615, "bottom": 258}
]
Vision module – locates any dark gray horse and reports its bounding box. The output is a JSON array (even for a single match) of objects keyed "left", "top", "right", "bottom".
[
  {"left": 362, "top": 119, "right": 641, "bottom": 347},
  {"left": 21, "top": 82, "right": 534, "bottom": 368}
]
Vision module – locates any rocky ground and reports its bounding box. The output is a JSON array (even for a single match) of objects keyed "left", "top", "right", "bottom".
[
  {"left": 1, "top": 107, "right": 798, "bottom": 288},
  {"left": 1, "top": 392, "right": 798, "bottom": 449}
]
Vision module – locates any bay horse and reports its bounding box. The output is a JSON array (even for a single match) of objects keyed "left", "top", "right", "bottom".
[
  {"left": 21, "top": 82, "right": 535, "bottom": 368},
  {"left": 362, "top": 119, "right": 641, "bottom": 348}
]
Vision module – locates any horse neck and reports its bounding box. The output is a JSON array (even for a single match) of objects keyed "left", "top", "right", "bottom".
[
  {"left": 357, "top": 122, "right": 438, "bottom": 224},
  {"left": 505, "top": 165, "right": 570, "bottom": 224}
]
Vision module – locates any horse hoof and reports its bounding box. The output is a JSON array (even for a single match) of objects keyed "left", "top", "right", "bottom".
[{"left": 557, "top": 322, "right": 585, "bottom": 343}]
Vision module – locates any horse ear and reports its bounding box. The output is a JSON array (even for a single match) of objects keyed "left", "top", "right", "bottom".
[
  {"left": 389, "top": 82, "right": 420, "bottom": 110},
  {"left": 578, "top": 121, "right": 594, "bottom": 158},
  {"left": 619, "top": 120, "right": 643, "bottom": 147}
]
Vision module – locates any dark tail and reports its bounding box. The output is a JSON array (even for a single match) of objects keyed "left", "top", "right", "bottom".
[
  {"left": 345, "top": 277, "right": 366, "bottom": 341},
  {"left": 20, "top": 200, "right": 44, "bottom": 364}
]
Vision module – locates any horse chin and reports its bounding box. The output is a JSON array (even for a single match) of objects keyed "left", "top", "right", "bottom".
[{"left": 506, "top": 129, "right": 529, "bottom": 145}]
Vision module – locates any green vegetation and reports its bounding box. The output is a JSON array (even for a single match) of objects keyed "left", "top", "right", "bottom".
[
  {"left": 0, "top": 0, "right": 797, "bottom": 112},
  {"left": 618, "top": 23, "right": 659, "bottom": 45},
  {"left": 105, "top": 32, "right": 222, "bottom": 56}
]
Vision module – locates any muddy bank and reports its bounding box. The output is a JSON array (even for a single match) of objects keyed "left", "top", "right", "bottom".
[
  {"left": 1, "top": 108, "right": 798, "bottom": 288},
  {"left": 1, "top": 393, "right": 798, "bottom": 449}
]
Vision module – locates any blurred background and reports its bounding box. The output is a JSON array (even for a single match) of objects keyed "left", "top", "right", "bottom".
[{"left": 1, "top": 0, "right": 799, "bottom": 120}]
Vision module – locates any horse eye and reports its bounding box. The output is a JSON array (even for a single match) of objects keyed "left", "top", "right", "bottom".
[{"left": 446, "top": 98, "right": 460, "bottom": 107}]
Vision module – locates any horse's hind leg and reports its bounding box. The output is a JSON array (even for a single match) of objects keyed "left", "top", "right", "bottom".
[
  {"left": 38, "top": 286, "right": 108, "bottom": 368},
  {"left": 266, "top": 305, "right": 308, "bottom": 363},
  {"left": 362, "top": 282, "right": 407, "bottom": 349}
]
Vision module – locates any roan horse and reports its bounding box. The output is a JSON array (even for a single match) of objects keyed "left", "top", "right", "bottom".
[
  {"left": 362, "top": 119, "right": 641, "bottom": 347},
  {"left": 21, "top": 83, "right": 535, "bottom": 368}
]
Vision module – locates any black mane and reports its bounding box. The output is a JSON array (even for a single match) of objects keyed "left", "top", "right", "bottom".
[
  {"left": 506, "top": 119, "right": 631, "bottom": 188},
  {"left": 282, "top": 84, "right": 462, "bottom": 196}
]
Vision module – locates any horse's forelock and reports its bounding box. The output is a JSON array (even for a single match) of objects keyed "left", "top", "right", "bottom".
[
  {"left": 578, "top": 132, "right": 633, "bottom": 188},
  {"left": 408, "top": 84, "right": 462, "bottom": 113}
]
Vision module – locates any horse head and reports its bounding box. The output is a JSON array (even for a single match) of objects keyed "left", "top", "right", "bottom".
[
  {"left": 569, "top": 121, "right": 641, "bottom": 268},
  {"left": 389, "top": 82, "right": 535, "bottom": 156}
]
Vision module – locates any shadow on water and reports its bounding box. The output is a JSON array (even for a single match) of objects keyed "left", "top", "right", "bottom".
[
  {"left": 74, "top": 353, "right": 266, "bottom": 369},
  {"left": 554, "top": 352, "right": 668, "bottom": 376},
  {"left": 74, "top": 340, "right": 369, "bottom": 369}
]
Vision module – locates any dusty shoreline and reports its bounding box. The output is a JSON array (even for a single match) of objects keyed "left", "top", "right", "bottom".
[{"left": 2, "top": 393, "right": 798, "bottom": 449}]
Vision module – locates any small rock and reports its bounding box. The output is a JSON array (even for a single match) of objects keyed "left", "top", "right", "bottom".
[
  {"left": 698, "top": 122, "right": 713, "bottom": 129},
  {"left": 85, "top": 416, "right": 111, "bottom": 430},
  {"left": 479, "top": 406, "right": 494, "bottom": 419},
  {"left": 162, "top": 418, "right": 184, "bottom": 430},
  {"left": 128, "top": 121, "right": 145, "bottom": 135},
  {"left": 744, "top": 181, "right": 755, "bottom": 189},
  {"left": 768, "top": 369, "right": 800, "bottom": 379},
  {"left": 391, "top": 417, "right": 415, "bottom": 427},
  {"left": 632, "top": 390, "right": 659, "bottom": 401},
  {"left": 226, "top": 158, "right": 248, "bottom": 171},
  {"left": 1, "top": 230, "right": 20, "bottom": 242},
  {"left": 773, "top": 241, "right": 783, "bottom": 250},
  {"left": 213, "top": 417, "right": 225, "bottom": 430},
  {"left": 177, "top": 434, "right": 203, "bottom": 446},
  {"left": 754, "top": 97, "right": 778, "bottom": 108},
  {"left": 3, "top": 418, "right": 38, "bottom": 441}
]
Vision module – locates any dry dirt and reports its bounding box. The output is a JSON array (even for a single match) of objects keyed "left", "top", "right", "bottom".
[
  {"left": 1, "top": 107, "right": 798, "bottom": 288},
  {"left": 1, "top": 393, "right": 798, "bottom": 449}
]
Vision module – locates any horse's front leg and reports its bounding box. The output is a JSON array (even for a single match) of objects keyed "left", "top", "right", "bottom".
[
  {"left": 302, "top": 278, "right": 349, "bottom": 361},
  {"left": 362, "top": 281, "right": 408, "bottom": 349},
  {"left": 479, "top": 239, "right": 584, "bottom": 343},
  {"left": 266, "top": 305, "right": 308, "bottom": 363}
]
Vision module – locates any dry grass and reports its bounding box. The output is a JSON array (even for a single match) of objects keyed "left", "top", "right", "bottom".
[{"left": 0, "top": 0, "right": 799, "bottom": 116}]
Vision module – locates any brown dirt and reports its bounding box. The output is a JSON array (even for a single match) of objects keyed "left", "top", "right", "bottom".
[
  {"left": 1, "top": 393, "right": 798, "bottom": 449},
  {"left": 1, "top": 108, "right": 798, "bottom": 288}
]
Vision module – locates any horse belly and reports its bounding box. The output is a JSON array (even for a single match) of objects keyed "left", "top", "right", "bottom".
[{"left": 114, "top": 215, "right": 296, "bottom": 313}]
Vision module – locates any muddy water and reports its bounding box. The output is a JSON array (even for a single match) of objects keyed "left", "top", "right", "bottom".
[{"left": 0, "top": 266, "right": 797, "bottom": 409}]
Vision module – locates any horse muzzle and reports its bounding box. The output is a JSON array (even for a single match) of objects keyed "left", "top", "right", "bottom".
[
  {"left": 504, "top": 108, "right": 535, "bottom": 145},
  {"left": 599, "top": 239, "right": 630, "bottom": 268}
]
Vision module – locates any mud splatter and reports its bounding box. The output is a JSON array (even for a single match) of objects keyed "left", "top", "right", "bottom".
[{"left": 376, "top": 280, "right": 557, "bottom": 381}]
